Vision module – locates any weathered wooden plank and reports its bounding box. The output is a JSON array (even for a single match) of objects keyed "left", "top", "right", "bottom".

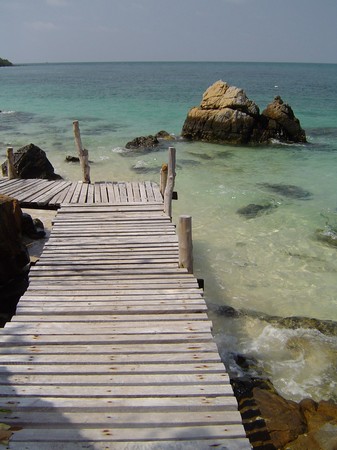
[
  {"left": 0, "top": 332, "right": 213, "bottom": 344},
  {"left": 29, "top": 180, "right": 71, "bottom": 205},
  {"left": 21, "top": 287, "right": 202, "bottom": 295},
  {"left": 78, "top": 182, "right": 89, "bottom": 203},
  {"left": 0, "top": 178, "right": 37, "bottom": 196},
  {"left": 48, "top": 181, "right": 73, "bottom": 205},
  {"left": 0, "top": 370, "right": 230, "bottom": 384},
  {"left": 131, "top": 181, "right": 141, "bottom": 202},
  {"left": 113, "top": 182, "right": 121, "bottom": 202},
  {"left": 86, "top": 182, "right": 94, "bottom": 203},
  {"left": 118, "top": 182, "right": 128, "bottom": 202},
  {"left": 125, "top": 182, "right": 134, "bottom": 202},
  {"left": 100, "top": 182, "right": 109, "bottom": 203},
  {"left": 2, "top": 410, "right": 241, "bottom": 427},
  {"left": 0, "top": 383, "right": 232, "bottom": 397},
  {"left": 0, "top": 341, "right": 218, "bottom": 355},
  {"left": 5, "top": 424, "right": 247, "bottom": 442},
  {"left": 145, "top": 180, "right": 155, "bottom": 202},
  {"left": 0, "top": 351, "right": 220, "bottom": 364},
  {"left": 70, "top": 182, "right": 83, "bottom": 203},
  {"left": 62, "top": 181, "right": 78, "bottom": 203},
  {"left": 106, "top": 182, "right": 116, "bottom": 202},
  {"left": 6, "top": 440, "right": 251, "bottom": 450},
  {"left": 0, "top": 394, "right": 236, "bottom": 410},
  {"left": 14, "top": 179, "right": 50, "bottom": 201},
  {"left": 2, "top": 322, "right": 211, "bottom": 334}
]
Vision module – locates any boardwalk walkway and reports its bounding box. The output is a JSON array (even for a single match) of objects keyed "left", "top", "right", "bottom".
[
  {"left": 0, "top": 178, "right": 162, "bottom": 208},
  {"left": 0, "top": 179, "right": 251, "bottom": 449}
]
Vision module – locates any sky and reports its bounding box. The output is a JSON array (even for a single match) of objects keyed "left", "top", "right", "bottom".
[{"left": 1, "top": 0, "right": 336, "bottom": 64}]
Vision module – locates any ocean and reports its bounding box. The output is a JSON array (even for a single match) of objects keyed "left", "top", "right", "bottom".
[{"left": 1, "top": 61, "right": 337, "bottom": 402}]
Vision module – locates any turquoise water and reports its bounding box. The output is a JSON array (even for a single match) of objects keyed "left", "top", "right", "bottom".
[{"left": 1, "top": 62, "right": 337, "bottom": 402}]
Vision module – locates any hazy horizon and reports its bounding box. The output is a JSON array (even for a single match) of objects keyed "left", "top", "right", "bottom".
[{"left": 1, "top": 0, "right": 336, "bottom": 66}]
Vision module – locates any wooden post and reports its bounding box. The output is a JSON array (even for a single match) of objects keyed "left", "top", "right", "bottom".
[
  {"left": 73, "top": 120, "right": 90, "bottom": 183},
  {"left": 160, "top": 163, "right": 168, "bottom": 197},
  {"left": 163, "top": 147, "right": 176, "bottom": 218},
  {"left": 178, "top": 215, "right": 193, "bottom": 274},
  {"left": 6, "top": 147, "right": 18, "bottom": 179}
]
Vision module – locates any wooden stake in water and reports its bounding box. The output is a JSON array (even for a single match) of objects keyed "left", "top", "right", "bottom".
[
  {"left": 73, "top": 120, "right": 91, "bottom": 183},
  {"left": 160, "top": 163, "right": 168, "bottom": 197},
  {"left": 6, "top": 147, "right": 18, "bottom": 180},
  {"left": 179, "top": 215, "right": 193, "bottom": 274},
  {"left": 164, "top": 147, "right": 176, "bottom": 218}
]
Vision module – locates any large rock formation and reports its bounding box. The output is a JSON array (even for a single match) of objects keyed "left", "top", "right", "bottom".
[
  {"left": 2, "top": 143, "right": 62, "bottom": 180},
  {"left": 181, "top": 80, "right": 306, "bottom": 145},
  {"left": 232, "top": 376, "right": 337, "bottom": 450},
  {"left": 0, "top": 195, "right": 29, "bottom": 323}
]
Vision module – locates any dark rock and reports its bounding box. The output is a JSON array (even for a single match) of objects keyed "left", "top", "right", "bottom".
[
  {"left": 237, "top": 203, "right": 277, "bottom": 219},
  {"left": 155, "top": 130, "right": 175, "bottom": 140},
  {"left": 260, "top": 96, "right": 307, "bottom": 143},
  {"left": 65, "top": 155, "right": 80, "bottom": 163},
  {"left": 258, "top": 183, "right": 312, "bottom": 199},
  {"left": 1, "top": 143, "right": 62, "bottom": 180},
  {"left": 125, "top": 135, "right": 159, "bottom": 151},
  {"left": 0, "top": 195, "right": 30, "bottom": 287},
  {"left": 253, "top": 386, "right": 307, "bottom": 448},
  {"left": 0, "top": 195, "right": 30, "bottom": 323},
  {"left": 181, "top": 80, "right": 306, "bottom": 145},
  {"left": 22, "top": 213, "right": 46, "bottom": 239}
]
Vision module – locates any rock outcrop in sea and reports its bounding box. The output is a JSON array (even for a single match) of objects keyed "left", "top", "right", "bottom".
[
  {"left": 181, "top": 80, "right": 307, "bottom": 145},
  {"left": 1, "top": 143, "right": 62, "bottom": 180}
]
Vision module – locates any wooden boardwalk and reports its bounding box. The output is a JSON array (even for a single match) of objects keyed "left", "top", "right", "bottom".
[
  {"left": 0, "top": 179, "right": 250, "bottom": 449},
  {"left": 0, "top": 178, "right": 162, "bottom": 207}
]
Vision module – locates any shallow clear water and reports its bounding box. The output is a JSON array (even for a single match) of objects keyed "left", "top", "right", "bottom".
[{"left": 1, "top": 61, "right": 337, "bottom": 402}]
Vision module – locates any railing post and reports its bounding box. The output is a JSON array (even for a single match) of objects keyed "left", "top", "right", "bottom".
[
  {"left": 73, "top": 120, "right": 91, "bottom": 183},
  {"left": 163, "top": 147, "right": 176, "bottom": 218},
  {"left": 178, "top": 215, "right": 193, "bottom": 274},
  {"left": 6, "top": 147, "right": 18, "bottom": 180},
  {"left": 160, "top": 163, "right": 168, "bottom": 197}
]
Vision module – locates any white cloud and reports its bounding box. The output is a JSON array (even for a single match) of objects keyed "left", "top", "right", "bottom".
[{"left": 28, "top": 21, "right": 58, "bottom": 31}]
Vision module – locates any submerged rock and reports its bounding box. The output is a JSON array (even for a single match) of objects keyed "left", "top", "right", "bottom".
[
  {"left": 125, "top": 135, "right": 159, "bottom": 151},
  {"left": 258, "top": 182, "right": 312, "bottom": 199},
  {"left": 237, "top": 202, "right": 277, "bottom": 219},
  {"left": 65, "top": 155, "right": 80, "bottom": 163},
  {"left": 315, "top": 227, "right": 337, "bottom": 248},
  {"left": 1, "top": 143, "right": 62, "bottom": 180},
  {"left": 181, "top": 80, "right": 306, "bottom": 145}
]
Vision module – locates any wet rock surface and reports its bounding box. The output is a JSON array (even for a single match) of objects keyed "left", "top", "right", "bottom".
[
  {"left": 1, "top": 143, "right": 62, "bottom": 180},
  {"left": 181, "top": 80, "right": 306, "bottom": 145}
]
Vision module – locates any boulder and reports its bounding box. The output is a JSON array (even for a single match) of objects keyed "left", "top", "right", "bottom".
[
  {"left": 0, "top": 195, "right": 29, "bottom": 286},
  {"left": 0, "top": 195, "right": 29, "bottom": 323},
  {"left": 253, "top": 386, "right": 307, "bottom": 448},
  {"left": 155, "top": 130, "right": 175, "bottom": 140},
  {"left": 2, "top": 143, "right": 62, "bottom": 180},
  {"left": 125, "top": 135, "right": 159, "bottom": 151},
  {"left": 181, "top": 80, "right": 306, "bottom": 145},
  {"left": 260, "top": 96, "right": 307, "bottom": 143}
]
